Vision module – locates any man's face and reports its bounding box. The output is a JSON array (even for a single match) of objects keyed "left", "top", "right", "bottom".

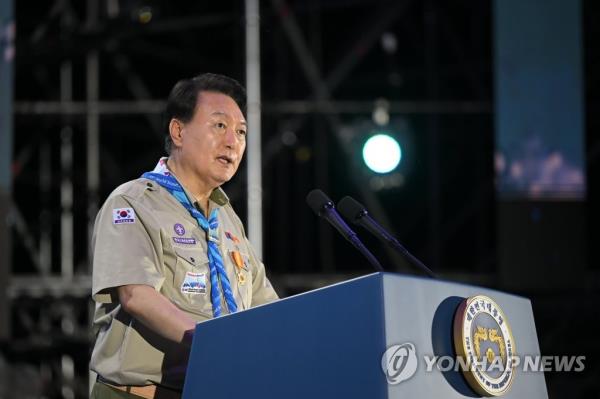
[{"left": 176, "top": 91, "right": 247, "bottom": 189}]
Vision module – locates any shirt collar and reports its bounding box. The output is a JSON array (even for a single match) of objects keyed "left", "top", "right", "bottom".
[{"left": 151, "top": 157, "right": 230, "bottom": 208}]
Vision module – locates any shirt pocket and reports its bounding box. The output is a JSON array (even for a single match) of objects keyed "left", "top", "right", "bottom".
[{"left": 171, "top": 246, "right": 213, "bottom": 317}]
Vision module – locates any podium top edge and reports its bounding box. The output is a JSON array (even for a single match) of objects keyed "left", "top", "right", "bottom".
[
  {"left": 379, "top": 272, "right": 531, "bottom": 301},
  {"left": 196, "top": 272, "right": 531, "bottom": 326},
  {"left": 274, "top": 272, "right": 530, "bottom": 304}
]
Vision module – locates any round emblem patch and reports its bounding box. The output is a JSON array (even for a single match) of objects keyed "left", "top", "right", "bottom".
[
  {"left": 453, "top": 295, "right": 516, "bottom": 396},
  {"left": 174, "top": 223, "right": 186, "bottom": 236}
]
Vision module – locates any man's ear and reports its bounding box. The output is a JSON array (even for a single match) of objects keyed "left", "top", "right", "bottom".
[{"left": 169, "top": 119, "right": 184, "bottom": 149}]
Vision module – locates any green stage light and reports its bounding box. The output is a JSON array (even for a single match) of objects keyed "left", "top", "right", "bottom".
[{"left": 362, "top": 134, "right": 402, "bottom": 174}]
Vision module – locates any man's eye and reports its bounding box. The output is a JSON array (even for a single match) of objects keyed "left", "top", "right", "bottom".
[
  {"left": 237, "top": 129, "right": 247, "bottom": 136},
  {"left": 215, "top": 122, "right": 226, "bottom": 129}
]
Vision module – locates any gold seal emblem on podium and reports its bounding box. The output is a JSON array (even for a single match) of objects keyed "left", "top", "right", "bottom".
[{"left": 453, "top": 295, "right": 516, "bottom": 396}]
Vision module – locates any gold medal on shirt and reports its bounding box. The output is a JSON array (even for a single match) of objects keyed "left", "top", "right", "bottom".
[
  {"left": 230, "top": 250, "right": 247, "bottom": 285},
  {"left": 237, "top": 271, "right": 246, "bottom": 285}
]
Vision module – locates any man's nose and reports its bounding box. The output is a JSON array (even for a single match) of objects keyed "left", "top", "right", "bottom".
[
  {"left": 223, "top": 127, "right": 239, "bottom": 148},
  {"left": 224, "top": 128, "right": 237, "bottom": 148}
]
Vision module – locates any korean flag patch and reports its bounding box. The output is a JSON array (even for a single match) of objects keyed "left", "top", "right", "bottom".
[{"left": 113, "top": 208, "right": 136, "bottom": 224}]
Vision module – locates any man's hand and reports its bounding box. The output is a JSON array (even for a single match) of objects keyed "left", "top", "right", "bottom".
[{"left": 117, "top": 284, "right": 196, "bottom": 344}]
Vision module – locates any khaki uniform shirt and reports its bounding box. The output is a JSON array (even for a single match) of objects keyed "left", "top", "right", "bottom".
[{"left": 90, "top": 177, "right": 278, "bottom": 389}]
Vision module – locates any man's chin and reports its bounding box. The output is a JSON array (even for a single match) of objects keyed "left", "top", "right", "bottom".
[
  {"left": 211, "top": 174, "right": 234, "bottom": 187},
  {"left": 209, "top": 166, "right": 239, "bottom": 187}
]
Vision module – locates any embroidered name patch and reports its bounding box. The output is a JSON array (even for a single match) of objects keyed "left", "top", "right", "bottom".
[
  {"left": 113, "top": 208, "right": 135, "bottom": 224},
  {"left": 181, "top": 272, "right": 206, "bottom": 294},
  {"left": 172, "top": 237, "right": 197, "bottom": 245}
]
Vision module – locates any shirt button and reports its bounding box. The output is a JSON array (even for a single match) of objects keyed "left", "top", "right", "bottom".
[
  {"left": 190, "top": 257, "right": 195, "bottom": 263},
  {"left": 146, "top": 182, "right": 153, "bottom": 188}
]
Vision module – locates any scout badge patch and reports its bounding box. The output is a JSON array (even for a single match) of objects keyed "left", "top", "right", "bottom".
[
  {"left": 174, "top": 223, "right": 186, "bottom": 236},
  {"left": 181, "top": 272, "right": 207, "bottom": 294}
]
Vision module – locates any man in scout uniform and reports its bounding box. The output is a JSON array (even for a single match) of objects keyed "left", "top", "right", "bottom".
[{"left": 90, "top": 73, "right": 279, "bottom": 398}]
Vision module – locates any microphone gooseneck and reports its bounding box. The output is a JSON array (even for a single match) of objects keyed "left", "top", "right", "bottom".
[
  {"left": 338, "top": 196, "right": 436, "bottom": 278},
  {"left": 306, "top": 189, "right": 384, "bottom": 272}
]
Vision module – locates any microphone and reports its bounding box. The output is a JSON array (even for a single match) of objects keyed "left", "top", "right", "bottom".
[
  {"left": 337, "top": 196, "right": 436, "bottom": 278},
  {"left": 306, "top": 189, "right": 384, "bottom": 272}
]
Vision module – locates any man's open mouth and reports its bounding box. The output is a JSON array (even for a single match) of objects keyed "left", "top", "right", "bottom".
[{"left": 217, "top": 155, "right": 233, "bottom": 165}]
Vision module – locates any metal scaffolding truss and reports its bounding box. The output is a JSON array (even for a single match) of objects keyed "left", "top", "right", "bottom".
[
  {"left": 1, "top": 0, "right": 505, "bottom": 397},
  {"left": 9, "top": 0, "right": 497, "bottom": 286}
]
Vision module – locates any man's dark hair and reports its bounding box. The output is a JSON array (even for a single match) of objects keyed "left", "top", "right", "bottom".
[{"left": 164, "top": 73, "right": 247, "bottom": 154}]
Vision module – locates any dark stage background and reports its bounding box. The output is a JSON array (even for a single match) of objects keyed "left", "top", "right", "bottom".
[{"left": 0, "top": 0, "right": 598, "bottom": 397}]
